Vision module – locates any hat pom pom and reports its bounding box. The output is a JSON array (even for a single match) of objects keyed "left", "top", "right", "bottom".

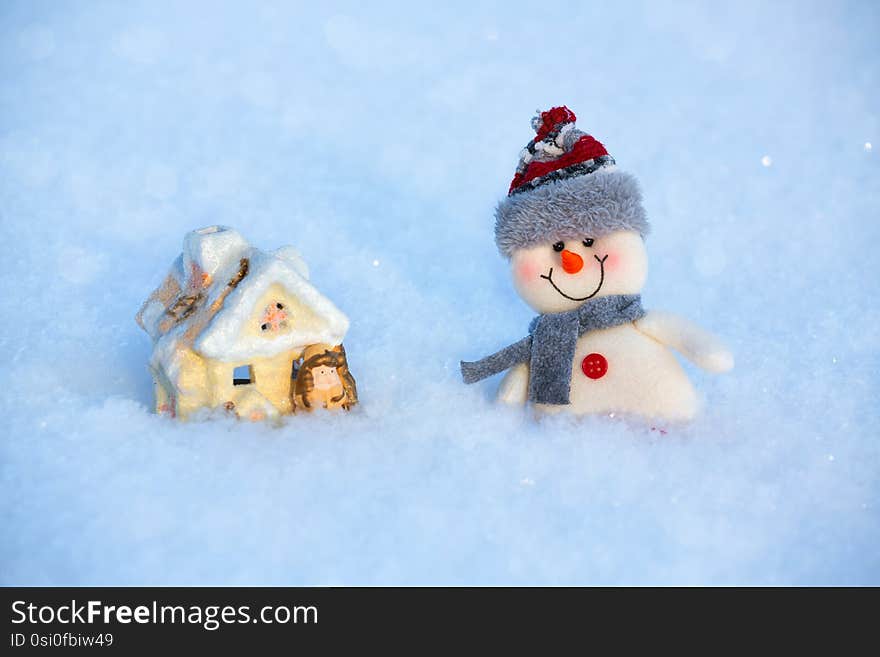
[{"left": 532, "top": 106, "right": 577, "bottom": 141}]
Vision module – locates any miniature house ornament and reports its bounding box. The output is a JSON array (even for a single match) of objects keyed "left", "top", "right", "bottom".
[
  {"left": 461, "top": 106, "right": 733, "bottom": 421},
  {"left": 136, "top": 226, "right": 357, "bottom": 421}
]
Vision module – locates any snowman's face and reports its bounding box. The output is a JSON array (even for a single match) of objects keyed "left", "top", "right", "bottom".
[{"left": 510, "top": 230, "right": 648, "bottom": 314}]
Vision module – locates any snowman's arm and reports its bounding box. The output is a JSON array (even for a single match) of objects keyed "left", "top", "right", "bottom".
[
  {"left": 634, "top": 311, "right": 734, "bottom": 373},
  {"left": 496, "top": 362, "right": 530, "bottom": 405}
]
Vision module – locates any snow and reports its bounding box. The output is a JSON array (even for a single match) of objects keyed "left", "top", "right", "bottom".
[{"left": 1, "top": 0, "right": 878, "bottom": 585}]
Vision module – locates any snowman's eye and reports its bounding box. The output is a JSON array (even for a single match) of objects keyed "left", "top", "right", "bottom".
[
  {"left": 583, "top": 238, "right": 594, "bottom": 248},
  {"left": 552, "top": 241, "right": 565, "bottom": 252}
]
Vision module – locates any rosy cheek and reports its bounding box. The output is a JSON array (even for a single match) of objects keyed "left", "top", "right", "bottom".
[
  {"left": 602, "top": 252, "right": 620, "bottom": 271},
  {"left": 515, "top": 259, "right": 541, "bottom": 282}
]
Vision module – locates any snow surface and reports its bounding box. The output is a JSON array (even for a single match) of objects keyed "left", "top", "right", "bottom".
[{"left": 1, "top": 0, "right": 878, "bottom": 585}]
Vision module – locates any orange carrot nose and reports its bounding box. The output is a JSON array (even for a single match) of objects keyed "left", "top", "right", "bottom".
[{"left": 561, "top": 249, "right": 584, "bottom": 274}]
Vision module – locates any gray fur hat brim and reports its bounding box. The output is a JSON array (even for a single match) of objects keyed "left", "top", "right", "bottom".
[{"left": 494, "top": 168, "right": 649, "bottom": 257}]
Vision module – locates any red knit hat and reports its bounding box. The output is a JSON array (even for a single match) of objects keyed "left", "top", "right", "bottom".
[
  {"left": 494, "top": 106, "right": 649, "bottom": 257},
  {"left": 508, "top": 106, "right": 614, "bottom": 195}
]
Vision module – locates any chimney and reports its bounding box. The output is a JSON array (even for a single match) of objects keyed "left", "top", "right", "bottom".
[{"left": 183, "top": 226, "right": 249, "bottom": 280}]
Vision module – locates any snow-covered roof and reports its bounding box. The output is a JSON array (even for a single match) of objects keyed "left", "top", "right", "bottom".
[
  {"left": 138, "top": 226, "right": 349, "bottom": 372},
  {"left": 195, "top": 246, "right": 348, "bottom": 361}
]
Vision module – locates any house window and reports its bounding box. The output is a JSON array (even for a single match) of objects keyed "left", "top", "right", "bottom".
[
  {"left": 233, "top": 365, "right": 254, "bottom": 386},
  {"left": 260, "top": 301, "right": 289, "bottom": 333}
]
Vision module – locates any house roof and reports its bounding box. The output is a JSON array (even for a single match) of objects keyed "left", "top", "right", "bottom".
[
  {"left": 195, "top": 246, "right": 349, "bottom": 361},
  {"left": 138, "top": 226, "right": 349, "bottom": 373}
]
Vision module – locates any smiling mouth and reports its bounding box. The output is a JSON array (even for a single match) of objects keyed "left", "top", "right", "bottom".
[{"left": 540, "top": 254, "right": 608, "bottom": 301}]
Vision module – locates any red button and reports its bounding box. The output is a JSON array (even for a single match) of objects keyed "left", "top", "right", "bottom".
[{"left": 581, "top": 353, "right": 608, "bottom": 379}]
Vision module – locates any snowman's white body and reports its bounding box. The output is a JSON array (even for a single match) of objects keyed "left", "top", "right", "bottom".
[
  {"left": 498, "top": 230, "right": 732, "bottom": 422},
  {"left": 567, "top": 322, "right": 697, "bottom": 418},
  {"left": 500, "top": 322, "right": 699, "bottom": 420}
]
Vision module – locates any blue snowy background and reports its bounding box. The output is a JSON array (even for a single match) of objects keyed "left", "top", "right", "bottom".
[{"left": 1, "top": 0, "right": 878, "bottom": 585}]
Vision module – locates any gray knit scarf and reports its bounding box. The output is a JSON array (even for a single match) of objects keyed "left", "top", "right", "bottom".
[{"left": 460, "top": 294, "right": 644, "bottom": 405}]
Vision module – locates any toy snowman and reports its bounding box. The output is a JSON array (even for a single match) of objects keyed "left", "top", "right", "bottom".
[{"left": 461, "top": 106, "right": 733, "bottom": 421}]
